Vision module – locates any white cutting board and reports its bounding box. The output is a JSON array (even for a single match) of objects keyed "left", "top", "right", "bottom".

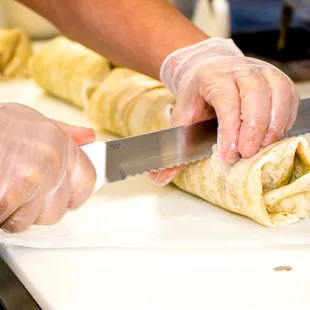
[
  {"left": 1, "top": 79, "right": 310, "bottom": 249},
  {"left": 1, "top": 79, "right": 310, "bottom": 310}
]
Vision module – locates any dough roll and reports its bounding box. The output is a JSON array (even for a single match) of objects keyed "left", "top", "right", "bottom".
[
  {"left": 88, "top": 68, "right": 310, "bottom": 227},
  {"left": 87, "top": 68, "right": 175, "bottom": 136},
  {"left": 0, "top": 28, "right": 33, "bottom": 79},
  {"left": 29, "top": 36, "right": 111, "bottom": 108}
]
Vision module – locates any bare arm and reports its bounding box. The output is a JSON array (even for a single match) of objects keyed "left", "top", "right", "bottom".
[{"left": 18, "top": 0, "right": 208, "bottom": 79}]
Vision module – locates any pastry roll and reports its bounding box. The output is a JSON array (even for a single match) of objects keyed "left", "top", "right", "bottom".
[
  {"left": 87, "top": 68, "right": 174, "bottom": 136},
  {"left": 0, "top": 28, "right": 33, "bottom": 79},
  {"left": 29, "top": 36, "right": 111, "bottom": 108},
  {"left": 88, "top": 68, "right": 310, "bottom": 227},
  {"left": 173, "top": 136, "right": 310, "bottom": 227}
]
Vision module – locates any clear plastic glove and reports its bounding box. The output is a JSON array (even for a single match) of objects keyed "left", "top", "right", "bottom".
[
  {"left": 0, "top": 103, "right": 96, "bottom": 233},
  {"left": 149, "top": 37, "right": 300, "bottom": 186}
]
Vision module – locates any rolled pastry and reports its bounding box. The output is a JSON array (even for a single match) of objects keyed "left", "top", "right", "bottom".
[
  {"left": 87, "top": 68, "right": 174, "bottom": 136},
  {"left": 29, "top": 36, "right": 111, "bottom": 108},
  {"left": 0, "top": 28, "right": 33, "bottom": 79},
  {"left": 88, "top": 68, "right": 310, "bottom": 227}
]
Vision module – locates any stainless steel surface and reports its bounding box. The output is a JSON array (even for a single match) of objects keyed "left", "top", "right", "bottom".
[
  {"left": 285, "top": 97, "right": 310, "bottom": 137},
  {"left": 105, "top": 119, "right": 218, "bottom": 182}
]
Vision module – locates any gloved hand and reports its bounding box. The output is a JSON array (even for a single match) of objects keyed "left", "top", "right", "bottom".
[
  {"left": 0, "top": 103, "right": 96, "bottom": 233},
  {"left": 149, "top": 37, "right": 299, "bottom": 186}
]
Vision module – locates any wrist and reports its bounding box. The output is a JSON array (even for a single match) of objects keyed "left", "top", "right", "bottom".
[{"left": 160, "top": 37, "right": 244, "bottom": 94}]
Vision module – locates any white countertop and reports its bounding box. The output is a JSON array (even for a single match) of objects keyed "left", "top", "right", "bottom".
[
  {"left": 1, "top": 79, "right": 310, "bottom": 310},
  {"left": 2, "top": 245, "right": 310, "bottom": 310}
]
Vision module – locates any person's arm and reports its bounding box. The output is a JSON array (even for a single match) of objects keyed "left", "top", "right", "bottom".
[{"left": 18, "top": 0, "right": 208, "bottom": 79}]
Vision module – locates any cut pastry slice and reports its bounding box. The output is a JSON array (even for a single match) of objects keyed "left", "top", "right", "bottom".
[
  {"left": 87, "top": 68, "right": 173, "bottom": 136},
  {"left": 29, "top": 36, "right": 111, "bottom": 108},
  {"left": 127, "top": 86, "right": 175, "bottom": 135},
  {"left": 87, "top": 68, "right": 310, "bottom": 227},
  {"left": 0, "top": 28, "right": 33, "bottom": 79}
]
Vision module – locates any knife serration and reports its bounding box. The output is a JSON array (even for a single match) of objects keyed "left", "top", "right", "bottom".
[{"left": 104, "top": 119, "right": 218, "bottom": 183}]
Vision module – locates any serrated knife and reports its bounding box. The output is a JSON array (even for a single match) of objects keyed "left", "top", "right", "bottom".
[{"left": 81, "top": 97, "right": 310, "bottom": 191}]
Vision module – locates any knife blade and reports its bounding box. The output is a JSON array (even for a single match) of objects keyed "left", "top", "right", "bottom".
[
  {"left": 81, "top": 118, "right": 218, "bottom": 191},
  {"left": 284, "top": 97, "right": 310, "bottom": 137},
  {"left": 82, "top": 97, "right": 310, "bottom": 191}
]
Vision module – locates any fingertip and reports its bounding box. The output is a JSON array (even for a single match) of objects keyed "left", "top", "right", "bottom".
[
  {"left": 67, "top": 147, "right": 97, "bottom": 210},
  {"left": 35, "top": 209, "right": 67, "bottom": 226},
  {"left": 261, "top": 128, "right": 284, "bottom": 147},
  {"left": 220, "top": 147, "right": 240, "bottom": 165},
  {"left": 147, "top": 166, "right": 183, "bottom": 187},
  {"left": 0, "top": 195, "right": 45, "bottom": 233},
  {"left": 238, "top": 143, "right": 258, "bottom": 159},
  {"left": 238, "top": 122, "right": 268, "bottom": 159},
  {"left": 35, "top": 179, "right": 70, "bottom": 225},
  {"left": 54, "top": 120, "right": 96, "bottom": 146},
  {"left": 70, "top": 128, "right": 96, "bottom": 146},
  {"left": 67, "top": 185, "right": 94, "bottom": 210},
  {"left": 147, "top": 172, "right": 172, "bottom": 187},
  {"left": 218, "top": 136, "right": 240, "bottom": 165},
  {"left": 1, "top": 219, "right": 29, "bottom": 233}
]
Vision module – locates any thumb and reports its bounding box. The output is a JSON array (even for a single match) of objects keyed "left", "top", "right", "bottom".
[
  {"left": 147, "top": 165, "right": 185, "bottom": 187},
  {"left": 147, "top": 84, "right": 215, "bottom": 187},
  {"left": 52, "top": 120, "right": 96, "bottom": 146}
]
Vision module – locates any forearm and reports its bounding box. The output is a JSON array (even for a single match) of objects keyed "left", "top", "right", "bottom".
[{"left": 18, "top": 0, "right": 208, "bottom": 79}]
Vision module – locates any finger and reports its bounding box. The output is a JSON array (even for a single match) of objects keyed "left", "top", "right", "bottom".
[
  {"left": 202, "top": 72, "right": 241, "bottom": 164},
  {"left": 66, "top": 140, "right": 96, "bottom": 210},
  {"left": 147, "top": 166, "right": 185, "bottom": 187},
  {"left": 261, "top": 68, "right": 296, "bottom": 146},
  {"left": 235, "top": 68, "right": 271, "bottom": 158},
  {"left": 1, "top": 194, "right": 44, "bottom": 233},
  {"left": 35, "top": 175, "right": 70, "bottom": 225},
  {"left": 53, "top": 120, "right": 96, "bottom": 145},
  {"left": 170, "top": 93, "right": 215, "bottom": 127},
  {"left": 0, "top": 199, "right": 20, "bottom": 228},
  {"left": 170, "top": 72, "right": 217, "bottom": 127},
  {"left": 0, "top": 178, "right": 36, "bottom": 225}
]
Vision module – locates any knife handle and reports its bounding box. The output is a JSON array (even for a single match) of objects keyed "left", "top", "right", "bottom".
[{"left": 80, "top": 141, "right": 107, "bottom": 192}]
